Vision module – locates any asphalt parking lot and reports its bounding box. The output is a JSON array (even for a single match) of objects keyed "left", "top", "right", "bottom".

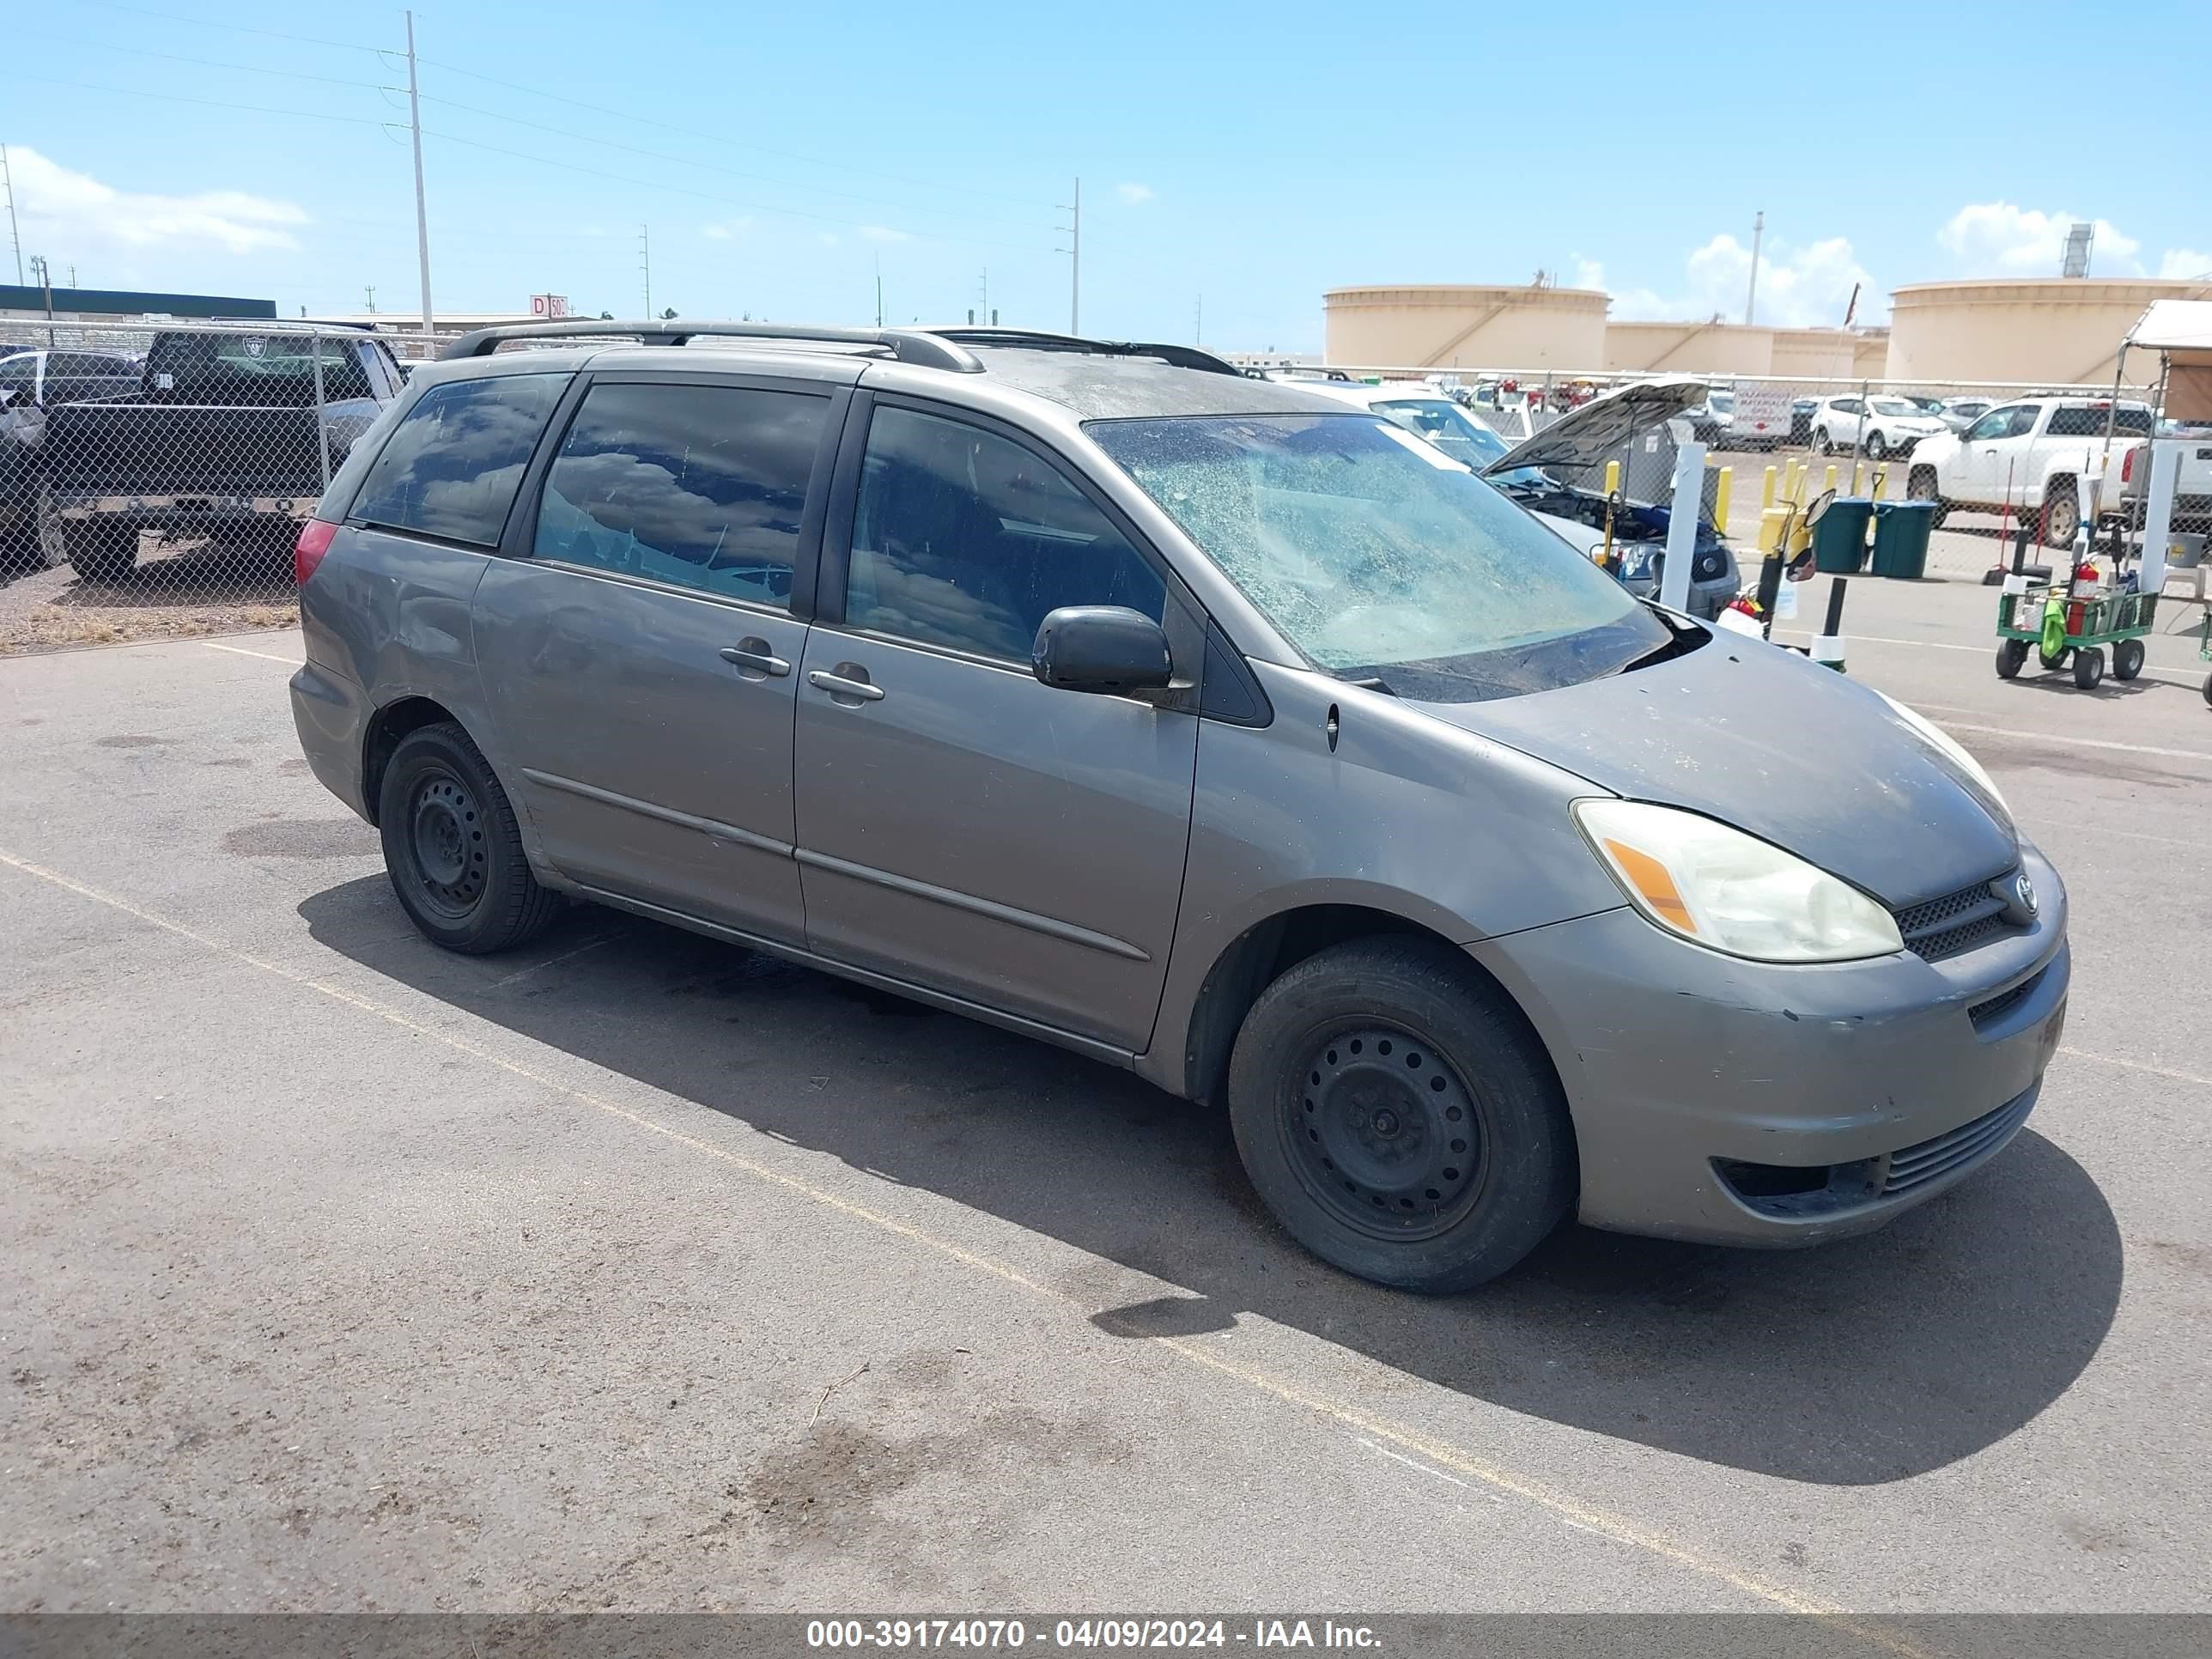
[{"left": 3, "top": 569, "right": 2209, "bottom": 1617}]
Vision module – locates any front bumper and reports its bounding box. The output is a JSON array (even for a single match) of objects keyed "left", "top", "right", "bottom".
[{"left": 1470, "top": 842, "right": 2069, "bottom": 1248}]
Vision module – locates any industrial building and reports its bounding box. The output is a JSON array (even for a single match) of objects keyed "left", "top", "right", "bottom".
[{"left": 0, "top": 284, "right": 276, "bottom": 326}]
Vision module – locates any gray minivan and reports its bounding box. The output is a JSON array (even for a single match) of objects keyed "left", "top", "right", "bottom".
[{"left": 289, "top": 322, "right": 2069, "bottom": 1291}]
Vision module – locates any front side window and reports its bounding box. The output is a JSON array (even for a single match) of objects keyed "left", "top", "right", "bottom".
[
  {"left": 532, "top": 382, "right": 827, "bottom": 609},
  {"left": 350, "top": 373, "right": 565, "bottom": 547},
  {"left": 1090, "top": 412, "right": 1667, "bottom": 701},
  {"left": 845, "top": 406, "right": 1166, "bottom": 661},
  {"left": 1965, "top": 406, "right": 2022, "bottom": 443}
]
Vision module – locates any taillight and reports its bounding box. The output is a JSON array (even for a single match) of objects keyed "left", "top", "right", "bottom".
[
  {"left": 2120, "top": 447, "right": 2136, "bottom": 484},
  {"left": 294, "top": 518, "right": 337, "bottom": 586}
]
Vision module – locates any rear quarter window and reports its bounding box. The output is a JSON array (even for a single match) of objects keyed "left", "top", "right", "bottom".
[{"left": 349, "top": 373, "right": 566, "bottom": 547}]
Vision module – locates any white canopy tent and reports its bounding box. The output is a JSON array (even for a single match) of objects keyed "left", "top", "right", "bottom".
[{"left": 2125, "top": 298, "right": 2212, "bottom": 423}]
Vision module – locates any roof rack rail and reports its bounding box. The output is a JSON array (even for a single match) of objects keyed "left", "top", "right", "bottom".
[
  {"left": 437, "top": 319, "right": 984, "bottom": 372},
  {"left": 921, "top": 328, "right": 1244, "bottom": 378}
]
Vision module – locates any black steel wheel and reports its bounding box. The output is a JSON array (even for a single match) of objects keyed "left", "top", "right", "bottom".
[
  {"left": 2073, "top": 646, "right": 2105, "bottom": 690},
  {"left": 1285, "top": 1025, "right": 1486, "bottom": 1241},
  {"left": 378, "top": 720, "right": 560, "bottom": 953},
  {"left": 1996, "top": 639, "right": 2028, "bottom": 679},
  {"left": 1227, "top": 937, "right": 1572, "bottom": 1292},
  {"left": 2203, "top": 671, "right": 2212, "bottom": 708},
  {"left": 2112, "top": 637, "right": 2145, "bottom": 681}
]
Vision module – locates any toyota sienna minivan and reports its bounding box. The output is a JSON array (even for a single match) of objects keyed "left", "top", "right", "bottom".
[{"left": 289, "top": 321, "right": 2069, "bottom": 1291}]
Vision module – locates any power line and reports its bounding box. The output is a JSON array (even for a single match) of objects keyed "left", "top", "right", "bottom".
[
  {"left": 409, "top": 92, "right": 1048, "bottom": 230},
  {"left": 13, "top": 75, "right": 398, "bottom": 128},
  {"left": 416, "top": 126, "right": 1051, "bottom": 254},
  {"left": 76, "top": 0, "right": 386, "bottom": 55},
  {"left": 416, "top": 55, "right": 1048, "bottom": 210},
  {"left": 10, "top": 30, "right": 386, "bottom": 90}
]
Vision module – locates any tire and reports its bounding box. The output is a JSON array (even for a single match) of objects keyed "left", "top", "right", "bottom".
[
  {"left": 2113, "top": 637, "right": 2144, "bottom": 681},
  {"left": 1814, "top": 428, "right": 1833, "bottom": 456},
  {"left": 377, "top": 720, "right": 560, "bottom": 954},
  {"left": 64, "top": 519, "right": 140, "bottom": 582},
  {"left": 2044, "top": 480, "right": 2080, "bottom": 549},
  {"left": 1905, "top": 467, "right": 1948, "bottom": 527},
  {"left": 1996, "top": 639, "right": 2028, "bottom": 678},
  {"left": 2203, "top": 672, "right": 2212, "bottom": 708},
  {"left": 2073, "top": 647, "right": 2105, "bottom": 690},
  {"left": 2039, "top": 641, "right": 2072, "bottom": 672},
  {"left": 1865, "top": 431, "right": 1887, "bottom": 461},
  {"left": 1225, "top": 936, "right": 1573, "bottom": 1292}
]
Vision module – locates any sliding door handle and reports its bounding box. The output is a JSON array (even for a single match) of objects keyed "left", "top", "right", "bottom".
[{"left": 720, "top": 641, "right": 790, "bottom": 678}]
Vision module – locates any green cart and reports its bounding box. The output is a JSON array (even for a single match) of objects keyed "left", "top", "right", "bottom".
[{"left": 1995, "top": 583, "right": 2157, "bottom": 690}]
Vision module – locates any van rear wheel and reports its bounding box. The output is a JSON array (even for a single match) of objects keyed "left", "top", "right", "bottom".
[
  {"left": 1226, "top": 937, "right": 1573, "bottom": 1292},
  {"left": 378, "top": 720, "right": 560, "bottom": 954}
]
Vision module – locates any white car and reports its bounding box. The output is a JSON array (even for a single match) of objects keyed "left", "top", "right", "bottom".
[{"left": 1808, "top": 394, "right": 1951, "bottom": 460}]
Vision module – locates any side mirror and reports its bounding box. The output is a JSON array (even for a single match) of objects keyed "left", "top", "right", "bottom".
[{"left": 1031, "top": 605, "right": 1173, "bottom": 695}]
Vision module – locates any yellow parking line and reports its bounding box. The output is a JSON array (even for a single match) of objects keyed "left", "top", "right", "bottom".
[{"left": 0, "top": 842, "right": 1933, "bottom": 1643}]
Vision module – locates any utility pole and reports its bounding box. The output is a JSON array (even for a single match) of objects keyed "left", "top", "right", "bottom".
[
  {"left": 404, "top": 9, "right": 434, "bottom": 337},
  {"left": 1, "top": 146, "right": 21, "bottom": 285},
  {"left": 978, "top": 266, "right": 989, "bottom": 326},
  {"left": 874, "top": 253, "right": 883, "bottom": 328},
  {"left": 1195, "top": 295, "right": 1202, "bottom": 345},
  {"left": 1743, "top": 209, "right": 1764, "bottom": 327},
  {"left": 364, "top": 284, "right": 377, "bottom": 314},
  {"left": 66, "top": 264, "right": 76, "bottom": 287},
  {"left": 1057, "top": 177, "right": 1081, "bottom": 334},
  {"left": 639, "top": 225, "right": 651, "bottom": 318},
  {"left": 29, "top": 253, "right": 53, "bottom": 346}
]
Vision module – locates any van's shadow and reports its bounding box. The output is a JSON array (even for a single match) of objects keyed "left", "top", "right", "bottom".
[{"left": 301, "top": 878, "right": 2122, "bottom": 1487}]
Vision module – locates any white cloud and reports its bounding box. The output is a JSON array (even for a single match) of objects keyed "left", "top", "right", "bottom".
[
  {"left": 2160, "top": 247, "right": 2212, "bottom": 282},
  {"left": 1938, "top": 201, "right": 2141, "bottom": 276},
  {"left": 9, "top": 146, "right": 307, "bottom": 257},
  {"left": 856, "top": 225, "right": 910, "bottom": 243},
  {"left": 700, "top": 217, "right": 753, "bottom": 241},
  {"left": 817, "top": 232, "right": 840, "bottom": 246},
  {"left": 1599, "top": 232, "right": 1872, "bottom": 328},
  {"left": 1115, "top": 182, "right": 1153, "bottom": 206}
]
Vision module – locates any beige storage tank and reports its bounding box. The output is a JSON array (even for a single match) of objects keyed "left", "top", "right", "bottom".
[
  {"left": 1769, "top": 327, "right": 1857, "bottom": 382},
  {"left": 1324, "top": 283, "right": 1607, "bottom": 369},
  {"left": 1887, "top": 278, "right": 2205, "bottom": 388},
  {"left": 1602, "top": 320, "right": 1773, "bottom": 376}
]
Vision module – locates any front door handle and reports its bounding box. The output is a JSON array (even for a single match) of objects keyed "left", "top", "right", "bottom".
[
  {"left": 807, "top": 666, "right": 885, "bottom": 703},
  {"left": 720, "top": 640, "right": 790, "bottom": 678}
]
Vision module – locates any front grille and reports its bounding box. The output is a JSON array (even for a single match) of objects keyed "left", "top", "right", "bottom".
[
  {"left": 1893, "top": 875, "right": 2018, "bottom": 961},
  {"left": 1881, "top": 1088, "right": 2037, "bottom": 1196}
]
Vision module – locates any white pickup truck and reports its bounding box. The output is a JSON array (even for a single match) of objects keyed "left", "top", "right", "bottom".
[{"left": 1903, "top": 396, "right": 2163, "bottom": 545}]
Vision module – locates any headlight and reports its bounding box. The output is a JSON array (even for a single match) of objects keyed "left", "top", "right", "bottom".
[
  {"left": 1875, "top": 692, "right": 2010, "bottom": 822},
  {"left": 1573, "top": 799, "right": 1904, "bottom": 963}
]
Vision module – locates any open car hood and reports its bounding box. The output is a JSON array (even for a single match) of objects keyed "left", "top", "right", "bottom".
[{"left": 1482, "top": 377, "right": 1708, "bottom": 477}]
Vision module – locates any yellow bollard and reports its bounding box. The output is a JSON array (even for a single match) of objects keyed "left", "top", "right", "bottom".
[
  {"left": 1603, "top": 459, "right": 1620, "bottom": 500},
  {"left": 1850, "top": 461, "right": 1865, "bottom": 497},
  {"left": 1713, "top": 465, "right": 1732, "bottom": 535},
  {"left": 1822, "top": 463, "right": 1838, "bottom": 498},
  {"left": 1761, "top": 465, "right": 1778, "bottom": 510}
]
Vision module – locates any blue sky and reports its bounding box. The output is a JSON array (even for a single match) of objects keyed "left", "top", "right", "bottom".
[{"left": 9, "top": 0, "right": 2209, "bottom": 348}]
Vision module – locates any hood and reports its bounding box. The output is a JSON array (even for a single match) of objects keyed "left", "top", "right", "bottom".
[
  {"left": 1484, "top": 377, "right": 1708, "bottom": 477},
  {"left": 1408, "top": 630, "right": 2016, "bottom": 908}
]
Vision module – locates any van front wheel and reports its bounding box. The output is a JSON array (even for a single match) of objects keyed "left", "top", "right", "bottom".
[{"left": 1226, "top": 937, "right": 1573, "bottom": 1292}]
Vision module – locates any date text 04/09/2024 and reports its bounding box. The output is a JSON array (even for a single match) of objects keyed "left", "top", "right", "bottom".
[{"left": 805, "top": 1619, "right": 1384, "bottom": 1650}]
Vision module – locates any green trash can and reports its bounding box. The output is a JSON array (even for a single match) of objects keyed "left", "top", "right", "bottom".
[
  {"left": 1869, "top": 499, "right": 1936, "bottom": 579},
  {"left": 1811, "top": 498, "right": 1875, "bottom": 574}
]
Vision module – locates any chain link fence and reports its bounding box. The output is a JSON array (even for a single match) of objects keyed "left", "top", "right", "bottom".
[
  {"left": 0, "top": 320, "right": 447, "bottom": 654},
  {"left": 5, "top": 325, "right": 2205, "bottom": 654}
]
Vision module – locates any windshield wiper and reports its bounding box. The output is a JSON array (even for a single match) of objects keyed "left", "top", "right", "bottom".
[{"left": 1336, "top": 673, "right": 1397, "bottom": 695}]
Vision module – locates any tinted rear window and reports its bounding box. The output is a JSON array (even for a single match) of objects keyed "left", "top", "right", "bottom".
[
  {"left": 533, "top": 381, "right": 828, "bottom": 609},
  {"left": 350, "top": 374, "right": 565, "bottom": 547},
  {"left": 2045, "top": 405, "right": 2154, "bottom": 438},
  {"left": 149, "top": 333, "right": 373, "bottom": 404}
]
